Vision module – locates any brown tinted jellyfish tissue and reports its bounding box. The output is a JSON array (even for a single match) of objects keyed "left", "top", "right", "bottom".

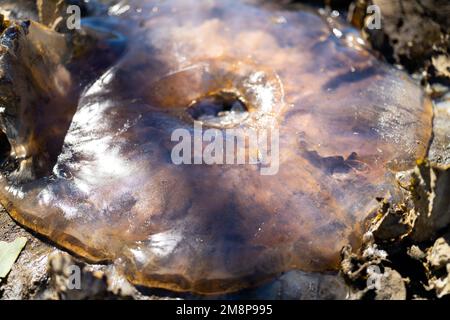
[{"left": 0, "top": 0, "right": 433, "bottom": 294}]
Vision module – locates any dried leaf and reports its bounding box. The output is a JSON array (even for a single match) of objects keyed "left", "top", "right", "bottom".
[{"left": 0, "top": 237, "right": 27, "bottom": 279}]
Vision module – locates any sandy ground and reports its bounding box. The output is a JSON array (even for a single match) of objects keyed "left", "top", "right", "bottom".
[{"left": 0, "top": 0, "right": 449, "bottom": 300}]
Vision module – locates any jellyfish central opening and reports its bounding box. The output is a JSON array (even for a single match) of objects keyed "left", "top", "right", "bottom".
[{"left": 187, "top": 91, "right": 249, "bottom": 128}]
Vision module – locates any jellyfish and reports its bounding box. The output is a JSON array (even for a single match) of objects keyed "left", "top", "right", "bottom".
[{"left": 0, "top": 0, "right": 433, "bottom": 294}]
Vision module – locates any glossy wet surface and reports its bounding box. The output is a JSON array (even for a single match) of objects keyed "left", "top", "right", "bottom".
[{"left": 0, "top": 0, "right": 433, "bottom": 294}]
